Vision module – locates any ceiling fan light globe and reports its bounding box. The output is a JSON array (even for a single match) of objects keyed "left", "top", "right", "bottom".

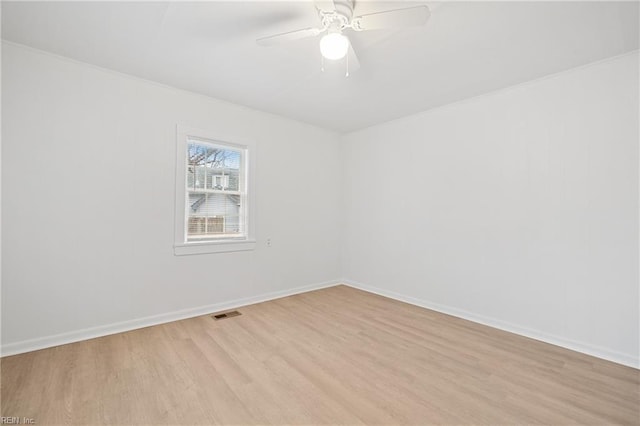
[{"left": 320, "top": 32, "right": 349, "bottom": 60}]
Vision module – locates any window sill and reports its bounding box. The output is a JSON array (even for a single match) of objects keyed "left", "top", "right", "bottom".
[{"left": 174, "top": 239, "right": 256, "bottom": 256}]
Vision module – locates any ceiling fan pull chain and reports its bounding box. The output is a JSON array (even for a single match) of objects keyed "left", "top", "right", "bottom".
[
  {"left": 321, "top": 55, "right": 325, "bottom": 72},
  {"left": 346, "top": 51, "right": 350, "bottom": 77}
]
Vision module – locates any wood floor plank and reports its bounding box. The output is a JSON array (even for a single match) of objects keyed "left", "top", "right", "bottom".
[{"left": 2, "top": 285, "right": 638, "bottom": 425}]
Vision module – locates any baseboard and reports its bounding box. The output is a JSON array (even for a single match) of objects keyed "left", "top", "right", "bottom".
[
  {"left": 1, "top": 280, "right": 342, "bottom": 357},
  {"left": 343, "top": 279, "right": 639, "bottom": 369}
]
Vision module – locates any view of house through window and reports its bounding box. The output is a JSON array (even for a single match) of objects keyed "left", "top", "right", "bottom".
[{"left": 186, "top": 139, "right": 245, "bottom": 241}]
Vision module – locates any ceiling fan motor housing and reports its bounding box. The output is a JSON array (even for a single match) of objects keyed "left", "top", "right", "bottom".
[{"left": 320, "top": 0, "right": 354, "bottom": 31}]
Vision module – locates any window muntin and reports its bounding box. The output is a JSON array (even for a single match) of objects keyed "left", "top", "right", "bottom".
[{"left": 185, "top": 139, "right": 247, "bottom": 242}]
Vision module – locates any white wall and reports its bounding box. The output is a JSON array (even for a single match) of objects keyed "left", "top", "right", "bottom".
[
  {"left": 343, "top": 52, "right": 639, "bottom": 367},
  {"left": 1, "top": 42, "right": 343, "bottom": 352}
]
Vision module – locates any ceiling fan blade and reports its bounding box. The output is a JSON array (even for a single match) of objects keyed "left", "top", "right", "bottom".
[
  {"left": 257, "top": 27, "right": 322, "bottom": 46},
  {"left": 346, "top": 44, "right": 360, "bottom": 75},
  {"left": 314, "top": 0, "right": 336, "bottom": 12},
  {"left": 353, "top": 5, "right": 430, "bottom": 31}
]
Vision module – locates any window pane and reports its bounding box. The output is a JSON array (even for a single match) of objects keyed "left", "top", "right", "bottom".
[
  {"left": 195, "top": 166, "right": 206, "bottom": 190},
  {"left": 187, "top": 141, "right": 241, "bottom": 192},
  {"left": 225, "top": 168, "right": 240, "bottom": 191},
  {"left": 187, "top": 190, "right": 242, "bottom": 240}
]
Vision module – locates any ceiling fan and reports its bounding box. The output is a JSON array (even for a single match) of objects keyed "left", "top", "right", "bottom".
[{"left": 256, "top": 0, "right": 431, "bottom": 74}]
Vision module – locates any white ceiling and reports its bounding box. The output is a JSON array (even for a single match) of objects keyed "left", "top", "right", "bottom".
[{"left": 2, "top": 1, "right": 638, "bottom": 133}]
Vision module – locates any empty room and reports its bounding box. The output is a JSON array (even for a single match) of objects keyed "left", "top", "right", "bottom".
[{"left": 1, "top": 1, "right": 639, "bottom": 424}]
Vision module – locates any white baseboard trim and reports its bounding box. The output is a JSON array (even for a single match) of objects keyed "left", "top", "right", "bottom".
[
  {"left": 343, "top": 279, "right": 639, "bottom": 369},
  {"left": 1, "top": 280, "right": 342, "bottom": 357}
]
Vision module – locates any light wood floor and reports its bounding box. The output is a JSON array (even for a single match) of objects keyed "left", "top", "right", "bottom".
[{"left": 2, "top": 285, "right": 639, "bottom": 425}]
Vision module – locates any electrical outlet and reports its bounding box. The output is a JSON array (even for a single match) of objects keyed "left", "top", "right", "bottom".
[{"left": 266, "top": 238, "right": 272, "bottom": 247}]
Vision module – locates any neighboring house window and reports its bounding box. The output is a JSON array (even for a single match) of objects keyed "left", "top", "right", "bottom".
[{"left": 174, "top": 126, "right": 256, "bottom": 255}]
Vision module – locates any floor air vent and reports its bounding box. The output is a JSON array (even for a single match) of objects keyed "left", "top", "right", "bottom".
[{"left": 212, "top": 310, "right": 242, "bottom": 320}]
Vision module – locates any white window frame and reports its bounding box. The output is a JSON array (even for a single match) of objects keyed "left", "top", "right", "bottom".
[{"left": 174, "top": 125, "right": 256, "bottom": 255}]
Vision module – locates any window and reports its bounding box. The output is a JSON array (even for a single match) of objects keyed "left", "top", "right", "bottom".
[
  {"left": 186, "top": 141, "right": 243, "bottom": 240},
  {"left": 174, "top": 126, "right": 256, "bottom": 255}
]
